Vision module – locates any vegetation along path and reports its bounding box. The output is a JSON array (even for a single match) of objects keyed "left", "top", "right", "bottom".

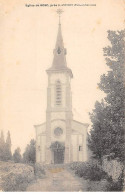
[{"left": 27, "top": 165, "right": 88, "bottom": 192}]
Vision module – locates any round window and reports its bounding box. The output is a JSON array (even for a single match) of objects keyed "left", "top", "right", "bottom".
[{"left": 54, "top": 127, "right": 63, "bottom": 137}]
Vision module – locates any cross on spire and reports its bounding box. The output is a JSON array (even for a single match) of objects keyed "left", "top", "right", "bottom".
[{"left": 56, "top": 9, "right": 63, "bottom": 25}]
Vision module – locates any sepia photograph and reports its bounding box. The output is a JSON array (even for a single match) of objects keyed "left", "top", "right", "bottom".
[{"left": 0, "top": 0, "right": 124, "bottom": 192}]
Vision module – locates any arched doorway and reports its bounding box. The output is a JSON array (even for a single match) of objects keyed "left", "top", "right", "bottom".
[{"left": 50, "top": 141, "right": 65, "bottom": 164}]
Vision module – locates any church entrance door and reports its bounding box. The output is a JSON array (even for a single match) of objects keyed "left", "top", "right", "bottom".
[
  {"left": 50, "top": 141, "right": 65, "bottom": 164},
  {"left": 54, "top": 149, "right": 64, "bottom": 164}
]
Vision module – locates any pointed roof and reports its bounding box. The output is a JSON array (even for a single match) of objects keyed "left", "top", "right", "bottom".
[
  {"left": 47, "top": 22, "right": 73, "bottom": 78},
  {"left": 52, "top": 23, "right": 66, "bottom": 69}
]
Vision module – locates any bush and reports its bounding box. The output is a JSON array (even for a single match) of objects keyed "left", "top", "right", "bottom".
[
  {"left": 83, "top": 165, "right": 108, "bottom": 181},
  {"left": 1, "top": 163, "right": 34, "bottom": 191},
  {"left": 3, "top": 173, "right": 31, "bottom": 191},
  {"left": 106, "top": 171, "right": 124, "bottom": 191},
  {"left": 34, "top": 163, "right": 45, "bottom": 179},
  {"left": 106, "top": 180, "right": 123, "bottom": 191},
  {"left": 68, "top": 161, "right": 84, "bottom": 171},
  {"left": 69, "top": 161, "right": 108, "bottom": 181}
]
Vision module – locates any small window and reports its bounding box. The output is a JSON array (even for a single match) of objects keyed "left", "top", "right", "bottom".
[{"left": 79, "top": 146, "right": 83, "bottom": 151}]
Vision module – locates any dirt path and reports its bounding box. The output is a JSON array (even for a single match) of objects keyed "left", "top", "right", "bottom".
[{"left": 27, "top": 166, "right": 88, "bottom": 192}]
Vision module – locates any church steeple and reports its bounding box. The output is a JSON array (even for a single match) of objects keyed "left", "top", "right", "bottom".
[
  {"left": 52, "top": 22, "right": 67, "bottom": 69},
  {"left": 47, "top": 9, "right": 73, "bottom": 78},
  {"left": 35, "top": 10, "right": 88, "bottom": 165}
]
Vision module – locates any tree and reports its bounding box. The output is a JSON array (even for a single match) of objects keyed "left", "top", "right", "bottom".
[
  {"left": 23, "top": 139, "right": 36, "bottom": 164},
  {"left": 4, "top": 131, "right": 12, "bottom": 161},
  {"left": 0, "top": 131, "right": 5, "bottom": 161},
  {"left": 13, "top": 147, "right": 22, "bottom": 163},
  {"left": 88, "top": 30, "right": 125, "bottom": 163}
]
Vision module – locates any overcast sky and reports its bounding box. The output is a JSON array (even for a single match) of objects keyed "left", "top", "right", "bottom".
[{"left": 0, "top": 0, "right": 124, "bottom": 153}]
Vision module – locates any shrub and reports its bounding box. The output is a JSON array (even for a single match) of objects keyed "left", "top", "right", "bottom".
[
  {"left": 106, "top": 171, "right": 124, "bottom": 191},
  {"left": 106, "top": 180, "right": 123, "bottom": 191},
  {"left": 2, "top": 163, "right": 34, "bottom": 191},
  {"left": 68, "top": 161, "right": 85, "bottom": 171},
  {"left": 34, "top": 163, "right": 45, "bottom": 178},
  {"left": 69, "top": 161, "right": 108, "bottom": 181},
  {"left": 83, "top": 165, "right": 108, "bottom": 181}
]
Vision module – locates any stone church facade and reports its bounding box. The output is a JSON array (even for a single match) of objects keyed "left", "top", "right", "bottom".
[{"left": 35, "top": 19, "right": 89, "bottom": 164}]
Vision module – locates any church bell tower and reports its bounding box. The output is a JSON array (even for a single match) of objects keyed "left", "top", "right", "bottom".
[
  {"left": 45, "top": 9, "right": 73, "bottom": 163},
  {"left": 35, "top": 9, "right": 88, "bottom": 164}
]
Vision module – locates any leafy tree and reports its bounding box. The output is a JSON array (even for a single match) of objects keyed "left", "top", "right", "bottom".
[
  {"left": 23, "top": 139, "right": 36, "bottom": 164},
  {"left": 88, "top": 30, "right": 125, "bottom": 163},
  {"left": 13, "top": 147, "right": 22, "bottom": 163}
]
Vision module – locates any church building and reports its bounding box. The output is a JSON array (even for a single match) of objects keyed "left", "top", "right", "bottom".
[{"left": 35, "top": 11, "right": 89, "bottom": 164}]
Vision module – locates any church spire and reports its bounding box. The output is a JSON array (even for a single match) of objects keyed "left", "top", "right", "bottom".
[
  {"left": 47, "top": 9, "right": 73, "bottom": 77},
  {"left": 55, "top": 9, "right": 64, "bottom": 49},
  {"left": 55, "top": 19, "right": 64, "bottom": 56},
  {"left": 52, "top": 9, "right": 67, "bottom": 70}
]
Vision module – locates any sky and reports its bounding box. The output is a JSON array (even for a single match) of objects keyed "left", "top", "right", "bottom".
[{"left": 0, "top": 0, "right": 124, "bottom": 153}]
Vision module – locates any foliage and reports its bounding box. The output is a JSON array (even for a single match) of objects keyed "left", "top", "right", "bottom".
[
  {"left": 0, "top": 131, "right": 5, "bottom": 161},
  {"left": 23, "top": 139, "right": 36, "bottom": 164},
  {"left": 68, "top": 161, "right": 84, "bottom": 170},
  {"left": 86, "top": 179, "right": 108, "bottom": 192},
  {"left": 0, "top": 131, "right": 12, "bottom": 161},
  {"left": 0, "top": 161, "right": 46, "bottom": 192},
  {"left": 102, "top": 156, "right": 124, "bottom": 182},
  {"left": 13, "top": 147, "right": 22, "bottom": 163},
  {"left": 69, "top": 161, "right": 108, "bottom": 181},
  {"left": 106, "top": 170, "right": 124, "bottom": 191},
  {"left": 34, "top": 163, "right": 45, "bottom": 178},
  {"left": 2, "top": 162, "right": 34, "bottom": 191},
  {"left": 88, "top": 30, "right": 125, "bottom": 163}
]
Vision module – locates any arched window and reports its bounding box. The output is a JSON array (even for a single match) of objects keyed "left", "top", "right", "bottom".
[{"left": 55, "top": 80, "right": 62, "bottom": 106}]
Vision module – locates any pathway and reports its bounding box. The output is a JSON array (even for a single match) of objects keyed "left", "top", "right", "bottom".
[{"left": 27, "top": 165, "right": 88, "bottom": 192}]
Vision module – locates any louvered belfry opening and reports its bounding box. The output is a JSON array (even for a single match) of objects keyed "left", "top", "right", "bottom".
[{"left": 55, "top": 80, "right": 62, "bottom": 106}]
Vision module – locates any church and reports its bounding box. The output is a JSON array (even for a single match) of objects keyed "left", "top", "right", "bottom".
[{"left": 34, "top": 11, "right": 89, "bottom": 164}]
